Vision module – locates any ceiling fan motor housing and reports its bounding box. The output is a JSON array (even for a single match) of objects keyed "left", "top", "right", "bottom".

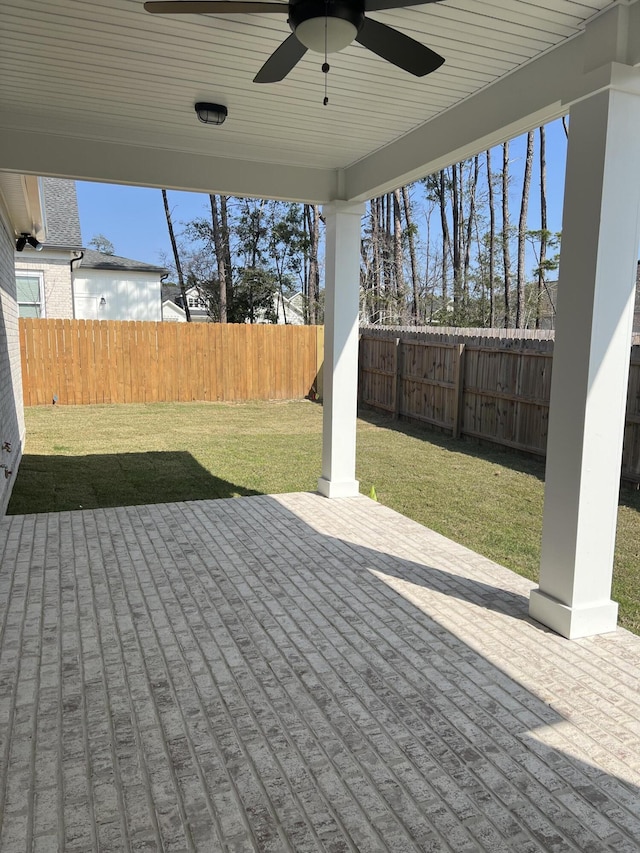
[{"left": 289, "top": 0, "right": 365, "bottom": 53}]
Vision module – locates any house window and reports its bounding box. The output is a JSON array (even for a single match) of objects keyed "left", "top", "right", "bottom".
[
  {"left": 16, "top": 273, "right": 44, "bottom": 318},
  {"left": 188, "top": 296, "right": 206, "bottom": 308}
]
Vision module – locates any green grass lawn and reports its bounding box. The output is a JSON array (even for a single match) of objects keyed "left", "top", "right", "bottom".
[{"left": 9, "top": 400, "right": 640, "bottom": 634}]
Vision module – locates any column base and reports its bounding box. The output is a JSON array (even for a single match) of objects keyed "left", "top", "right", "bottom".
[
  {"left": 317, "top": 477, "right": 360, "bottom": 498},
  {"left": 529, "top": 589, "right": 618, "bottom": 639}
]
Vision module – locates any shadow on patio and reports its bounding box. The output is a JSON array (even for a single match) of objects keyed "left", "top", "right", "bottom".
[{"left": 0, "top": 492, "right": 638, "bottom": 851}]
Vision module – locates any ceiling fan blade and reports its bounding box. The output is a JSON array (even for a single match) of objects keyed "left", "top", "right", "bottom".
[
  {"left": 144, "top": 2, "right": 286, "bottom": 14},
  {"left": 254, "top": 34, "right": 307, "bottom": 82},
  {"left": 365, "top": 0, "right": 442, "bottom": 10},
  {"left": 356, "top": 17, "right": 444, "bottom": 76}
]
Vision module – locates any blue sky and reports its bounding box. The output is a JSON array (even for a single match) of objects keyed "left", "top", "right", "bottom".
[{"left": 75, "top": 118, "right": 569, "bottom": 268}]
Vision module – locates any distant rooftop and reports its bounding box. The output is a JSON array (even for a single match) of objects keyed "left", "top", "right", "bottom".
[{"left": 79, "top": 248, "right": 167, "bottom": 274}]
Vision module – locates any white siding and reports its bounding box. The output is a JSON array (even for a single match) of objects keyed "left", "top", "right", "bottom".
[
  {"left": 162, "top": 300, "right": 186, "bottom": 322},
  {"left": 73, "top": 270, "right": 162, "bottom": 321},
  {"left": 0, "top": 198, "right": 26, "bottom": 515}
]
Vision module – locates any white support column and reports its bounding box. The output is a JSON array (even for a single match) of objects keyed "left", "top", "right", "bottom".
[
  {"left": 529, "top": 83, "right": 640, "bottom": 639},
  {"left": 317, "top": 200, "right": 364, "bottom": 498}
]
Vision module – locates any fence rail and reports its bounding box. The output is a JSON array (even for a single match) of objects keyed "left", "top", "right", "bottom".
[
  {"left": 359, "top": 331, "right": 640, "bottom": 483},
  {"left": 19, "top": 319, "right": 323, "bottom": 406},
  {"left": 19, "top": 320, "right": 640, "bottom": 482}
]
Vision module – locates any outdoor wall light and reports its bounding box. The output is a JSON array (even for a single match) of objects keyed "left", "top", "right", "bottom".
[
  {"left": 195, "top": 102, "right": 228, "bottom": 125},
  {"left": 15, "top": 233, "right": 43, "bottom": 252},
  {"left": 99, "top": 296, "right": 107, "bottom": 307}
]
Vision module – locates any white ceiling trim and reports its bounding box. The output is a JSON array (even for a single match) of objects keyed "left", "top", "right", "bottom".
[
  {"left": 0, "top": 127, "right": 339, "bottom": 203},
  {"left": 345, "top": 2, "right": 640, "bottom": 199},
  {"left": 1, "top": 1, "right": 637, "bottom": 204}
]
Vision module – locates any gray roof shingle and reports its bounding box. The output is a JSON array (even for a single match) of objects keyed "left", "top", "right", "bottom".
[
  {"left": 42, "top": 177, "right": 83, "bottom": 248},
  {"left": 79, "top": 248, "right": 167, "bottom": 274}
]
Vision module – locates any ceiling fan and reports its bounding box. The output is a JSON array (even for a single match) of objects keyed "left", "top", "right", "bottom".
[{"left": 144, "top": 0, "right": 445, "bottom": 83}]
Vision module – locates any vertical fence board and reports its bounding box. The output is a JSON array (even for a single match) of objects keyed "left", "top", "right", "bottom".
[
  {"left": 20, "top": 320, "right": 322, "bottom": 411},
  {"left": 359, "top": 329, "right": 640, "bottom": 482}
]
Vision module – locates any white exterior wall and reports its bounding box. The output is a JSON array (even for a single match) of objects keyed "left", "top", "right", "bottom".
[
  {"left": 162, "top": 300, "right": 186, "bottom": 322},
  {"left": 15, "top": 251, "right": 74, "bottom": 318},
  {"left": 74, "top": 270, "right": 162, "bottom": 321},
  {"left": 0, "top": 199, "right": 26, "bottom": 515}
]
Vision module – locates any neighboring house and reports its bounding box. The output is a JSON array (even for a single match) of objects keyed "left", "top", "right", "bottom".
[
  {"left": 273, "top": 291, "right": 305, "bottom": 325},
  {"left": 161, "top": 283, "right": 187, "bottom": 322},
  {"left": 161, "top": 284, "right": 208, "bottom": 322},
  {"left": 162, "top": 283, "right": 306, "bottom": 325},
  {"left": 74, "top": 250, "right": 166, "bottom": 322},
  {"left": 14, "top": 178, "right": 166, "bottom": 321}
]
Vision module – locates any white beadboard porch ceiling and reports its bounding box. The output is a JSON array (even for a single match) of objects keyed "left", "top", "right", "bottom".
[{"left": 0, "top": 0, "right": 624, "bottom": 201}]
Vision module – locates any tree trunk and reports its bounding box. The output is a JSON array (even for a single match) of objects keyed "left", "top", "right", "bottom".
[
  {"left": 438, "top": 170, "right": 450, "bottom": 311},
  {"left": 402, "top": 186, "right": 420, "bottom": 323},
  {"left": 502, "top": 142, "right": 512, "bottom": 327},
  {"left": 486, "top": 148, "right": 496, "bottom": 327},
  {"left": 162, "top": 189, "right": 191, "bottom": 322},
  {"left": 463, "top": 156, "right": 480, "bottom": 318},
  {"left": 451, "top": 163, "right": 462, "bottom": 323},
  {"left": 393, "top": 188, "right": 406, "bottom": 323},
  {"left": 537, "top": 125, "right": 548, "bottom": 329},
  {"left": 308, "top": 204, "right": 320, "bottom": 324},
  {"left": 516, "top": 130, "right": 535, "bottom": 328},
  {"left": 383, "top": 194, "right": 392, "bottom": 318},
  {"left": 371, "top": 198, "right": 382, "bottom": 322},
  {"left": 209, "top": 194, "right": 227, "bottom": 322},
  {"left": 220, "top": 196, "right": 233, "bottom": 291}
]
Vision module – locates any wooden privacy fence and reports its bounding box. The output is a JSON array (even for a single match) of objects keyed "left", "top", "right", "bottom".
[
  {"left": 359, "top": 331, "right": 640, "bottom": 483},
  {"left": 20, "top": 319, "right": 323, "bottom": 406}
]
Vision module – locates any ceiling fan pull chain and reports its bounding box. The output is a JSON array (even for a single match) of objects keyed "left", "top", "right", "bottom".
[{"left": 323, "top": 0, "right": 329, "bottom": 105}]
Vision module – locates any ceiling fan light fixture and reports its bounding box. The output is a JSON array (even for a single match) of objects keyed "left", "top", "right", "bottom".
[
  {"left": 295, "top": 16, "right": 357, "bottom": 53},
  {"left": 194, "top": 102, "right": 228, "bottom": 125}
]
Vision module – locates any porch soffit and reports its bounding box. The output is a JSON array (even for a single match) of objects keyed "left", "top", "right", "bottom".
[{"left": 0, "top": 0, "right": 633, "bottom": 203}]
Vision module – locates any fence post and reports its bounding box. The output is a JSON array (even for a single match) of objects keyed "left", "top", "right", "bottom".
[
  {"left": 357, "top": 333, "right": 363, "bottom": 404},
  {"left": 453, "top": 343, "right": 465, "bottom": 438},
  {"left": 393, "top": 337, "right": 402, "bottom": 419}
]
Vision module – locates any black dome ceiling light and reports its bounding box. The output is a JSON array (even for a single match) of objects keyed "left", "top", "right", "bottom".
[{"left": 144, "top": 0, "right": 445, "bottom": 84}]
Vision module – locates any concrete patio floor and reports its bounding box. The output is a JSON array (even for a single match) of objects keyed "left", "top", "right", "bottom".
[{"left": 1, "top": 492, "right": 639, "bottom": 852}]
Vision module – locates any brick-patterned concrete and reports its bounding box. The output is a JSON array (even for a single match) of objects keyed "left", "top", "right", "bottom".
[{"left": 1, "top": 492, "right": 639, "bottom": 852}]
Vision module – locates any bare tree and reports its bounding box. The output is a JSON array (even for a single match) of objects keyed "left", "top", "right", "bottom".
[
  {"left": 537, "top": 125, "right": 548, "bottom": 328},
  {"left": 502, "top": 142, "right": 512, "bottom": 327},
  {"left": 162, "top": 189, "right": 191, "bottom": 322},
  {"left": 393, "top": 188, "right": 406, "bottom": 322},
  {"left": 516, "top": 130, "right": 535, "bottom": 328},
  {"left": 486, "top": 148, "right": 496, "bottom": 326},
  {"left": 463, "top": 156, "right": 480, "bottom": 315},
  {"left": 305, "top": 204, "right": 320, "bottom": 324},
  {"left": 209, "top": 194, "right": 228, "bottom": 322},
  {"left": 438, "top": 172, "right": 451, "bottom": 312},
  {"left": 402, "top": 186, "right": 420, "bottom": 323}
]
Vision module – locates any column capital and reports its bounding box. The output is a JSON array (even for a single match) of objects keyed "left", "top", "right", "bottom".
[{"left": 322, "top": 200, "right": 366, "bottom": 218}]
